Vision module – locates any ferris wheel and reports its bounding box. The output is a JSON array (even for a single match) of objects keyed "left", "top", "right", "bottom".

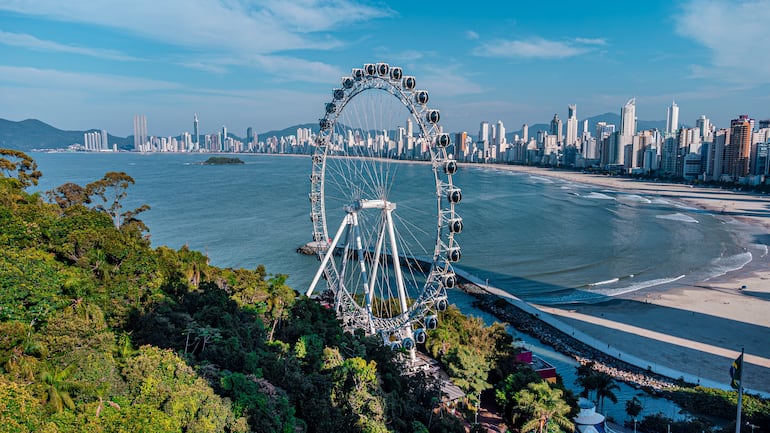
[{"left": 306, "top": 63, "right": 463, "bottom": 352}]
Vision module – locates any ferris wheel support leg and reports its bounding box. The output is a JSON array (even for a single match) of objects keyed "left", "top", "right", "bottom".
[
  {"left": 351, "top": 212, "right": 376, "bottom": 334},
  {"left": 306, "top": 215, "right": 351, "bottom": 297},
  {"left": 367, "top": 220, "right": 388, "bottom": 313},
  {"left": 385, "top": 208, "right": 410, "bottom": 321}
]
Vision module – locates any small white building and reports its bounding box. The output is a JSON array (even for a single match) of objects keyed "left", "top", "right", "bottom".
[{"left": 574, "top": 398, "right": 606, "bottom": 433}]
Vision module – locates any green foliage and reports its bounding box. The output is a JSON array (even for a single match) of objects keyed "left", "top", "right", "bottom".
[
  {"left": 0, "top": 151, "right": 470, "bottom": 433},
  {"left": 220, "top": 372, "right": 298, "bottom": 433},
  {"left": 513, "top": 381, "right": 574, "bottom": 433},
  {"left": 0, "top": 248, "right": 71, "bottom": 324},
  {"left": 85, "top": 171, "right": 150, "bottom": 229},
  {"left": 666, "top": 386, "right": 770, "bottom": 430},
  {"left": 625, "top": 396, "right": 642, "bottom": 420},
  {"left": 0, "top": 148, "right": 42, "bottom": 187},
  {"left": 0, "top": 376, "right": 58, "bottom": 433},
  {"left": 424, "top": 304, "right": 516, "bottom": 412},
  {"left": 445, "top": 346, "right": 491, "bottom": 402},
  {"left": 122, "top": 346, "right": 246, "bottom": 432},
  {"left": 495, "top": 366, "right": 544, "bottom": 421},
  {"left": 575, "top": 363, "right": 619, "bottom": 412}
]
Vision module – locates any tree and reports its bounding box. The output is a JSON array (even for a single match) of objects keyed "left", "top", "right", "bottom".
[
  {"left": 86, "top": 172, "right": 149, "bottom": 229},
  {"left": 331, "top": 357, "right": 388, "bottom": 431},
  {"left": 594, "top": 372, "right": 619, "bottom": 414},
  {"left": 445, "top": 346, "right": 491, "bottom": 406},
  {"left": 625, "top": 396, "right": 643, "bottom": 421},
  {"left": 575, "top": 362, "right": 598, "bottom": 400},
  {"left": 514, "top": 381, "right": 574, "bottom": 433},
  {"left": 496, "top": 368, "right": 544, "bottom": 421},
  {"left": 47, "top": 182, "right": 90, "bottom": 210},
  {"left": 264, "top": 274, "right": 295, "bottom": 342},
  {"left": 0, "top": 148, "right": 41, "bottom": 187},
  {"left": 40, "top": 364, "right": 78, "bottom": 413}
]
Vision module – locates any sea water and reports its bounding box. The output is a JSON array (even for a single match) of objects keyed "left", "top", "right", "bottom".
[{"left": 30, "top": 152, "right": 754, "bottom": 305}]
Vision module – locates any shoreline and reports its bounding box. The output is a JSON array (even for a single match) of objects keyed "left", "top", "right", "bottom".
[{"left": 458, "top": 163, "right": 770, "bottom": 395}]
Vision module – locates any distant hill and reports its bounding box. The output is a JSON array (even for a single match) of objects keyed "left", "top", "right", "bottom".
[
  {"left": 257, "top": 123, "right": 319, "bottom": 140},
  {"left": 0, "top": 118, "right": 132, "bottom": 152}
]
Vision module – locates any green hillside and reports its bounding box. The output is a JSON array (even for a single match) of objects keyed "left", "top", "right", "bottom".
[{"left": 0, "top": 118, "right": 132, "bottom": 152}]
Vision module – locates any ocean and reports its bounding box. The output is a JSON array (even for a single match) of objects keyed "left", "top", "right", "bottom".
[{"left": 30, "top": 152, "right": 756, "bottom": 305}]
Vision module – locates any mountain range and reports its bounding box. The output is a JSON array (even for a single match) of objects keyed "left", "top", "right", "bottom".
[{"left": 0, "top": 114, "right": 668, "bottom": 152}]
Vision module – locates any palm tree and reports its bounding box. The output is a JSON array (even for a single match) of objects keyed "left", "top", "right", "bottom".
[
  {"left": 515, "top": 381, "right": 574, "bottom": 433},
  {"left": 40, "top": 364, "right": 78, "bottom": 413},
  {"left": 594, "top": 372, "right": 620, "bottom": 414}
]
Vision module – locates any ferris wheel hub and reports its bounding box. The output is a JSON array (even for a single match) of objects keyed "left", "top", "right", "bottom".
[{"left": 354, "top": 198, "right": 396, "bottom": 211}]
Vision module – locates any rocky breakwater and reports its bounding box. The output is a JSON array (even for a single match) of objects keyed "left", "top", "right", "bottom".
[{"left": 459, "top": 282, "right": 675, "bottom": 391}]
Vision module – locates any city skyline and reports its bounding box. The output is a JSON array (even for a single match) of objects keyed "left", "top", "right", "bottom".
[{"left": 1, "top": 1, "right": 770, "bottom": 136}]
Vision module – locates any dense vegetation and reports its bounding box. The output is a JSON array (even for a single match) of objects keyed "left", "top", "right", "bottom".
[{"left": 1, "top": 149, "right": 466, "bottom": 432}]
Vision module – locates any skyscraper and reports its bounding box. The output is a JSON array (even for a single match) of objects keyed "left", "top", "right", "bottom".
[
  {"left": 566, "top": 104, "right": 578, "bottom": 147},
  {"left": 621, "top": 98, "right": 636, "bottom": 138},
  {"left": 696, "top": 115, "right": 711, "bottom": 142},
  {"left": 522, "top": 124, "right": 529, "bottom": 142},
  {"left": 100, "top": 129, "right": 108, "bottom": 151},
  {"left": 666, "top": 102, "right": 679, "bottom": 134},
  {"left": 133, "top": 114, "right": 147, "bottom": 152},
  {"left": 193, "top": 114, "right": 199, "bottom": 149},
  {"left": 549, "top": 114, "right": 563, "bottom": 145},
  {"left": 478, "top": 121, "right": 489, "bottom": 155},
  {"left": 497, "top": 120, "right": 506, "bottom": 147},
  {"left": 618, "top": 98, "right": 636, "bottom": 166},
  {"left": 727, "top": 115, "right": 753, "bottom": 179}
]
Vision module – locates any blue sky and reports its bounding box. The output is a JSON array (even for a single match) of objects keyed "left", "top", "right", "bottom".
[{"left": 1, "top": 0, "right": 769, "bottom": 137}]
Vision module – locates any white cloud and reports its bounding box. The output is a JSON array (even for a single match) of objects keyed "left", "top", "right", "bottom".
[
  {"left": 676, "top": 0, "right": 770, "bottom": 84},
  {"left": 0, "top": 65, "right": 180, "bottom": 91},
  {"left": 0, "top": 0, "right": 389, "bottom": 54},
  {"left": 573, "top": 37, "right": 607, "bottom": 46},
  {"left": 0, "top": 0, "right": 391, "bottom": 81},
  {"left": 465, "top": 30, "right": 480, "bottom": 40},
  {"left": 261, "top": 0, "right": 393, "bottom": 32},
  {"left": 473, "top": 37, "right": 599, "bottom": 59},
  {"left": 0, "top": 30, "right": 139, "bottom": 61}
]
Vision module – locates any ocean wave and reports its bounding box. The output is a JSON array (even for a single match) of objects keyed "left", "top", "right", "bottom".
[
  {"left": 529, "top": 176, "right": 555, "bottom": 184},
  {"left": 703, "top": 251, "right": 752, "bottom": 281},
  {"left": 587, "top": 275, "right": 686, "bottom": 297},
  {"left": 650, "top": 198, "right": 672, "bottom": 205},
  {"left": 588, "top": 277, "right": 620, "bottom": 287},
  {"left": 584, "top": 192, "right": 615, "bottom": 200},
  {"left": 616, "top": 194, "right": 652, "bottom": 204},
  {"left": 656, "top": 213, "right": 699, "bottom": 223},
  {"left": 674, "top": 203, "right": 701, "bottom": 212},
  {"left": 530, "top": 275, "right": 686, "bottom": 305}
]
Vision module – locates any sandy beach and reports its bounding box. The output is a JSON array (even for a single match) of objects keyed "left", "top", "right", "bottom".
[{"left": 473, "top": 164, "right": 770, "bottom": 394}]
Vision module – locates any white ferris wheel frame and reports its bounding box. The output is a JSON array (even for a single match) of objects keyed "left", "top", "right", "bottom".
[{"left": 306, "top": 63, "right": 463, "bottom": 350}]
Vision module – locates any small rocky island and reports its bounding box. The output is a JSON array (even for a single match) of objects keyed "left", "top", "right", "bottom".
[{"left": 201, "top": 156, "right": 245, "bottom": 165}]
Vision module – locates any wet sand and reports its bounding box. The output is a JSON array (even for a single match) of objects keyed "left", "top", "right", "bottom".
[{"left": 471, "top": 164, "right": 770, "bottom": 394}]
